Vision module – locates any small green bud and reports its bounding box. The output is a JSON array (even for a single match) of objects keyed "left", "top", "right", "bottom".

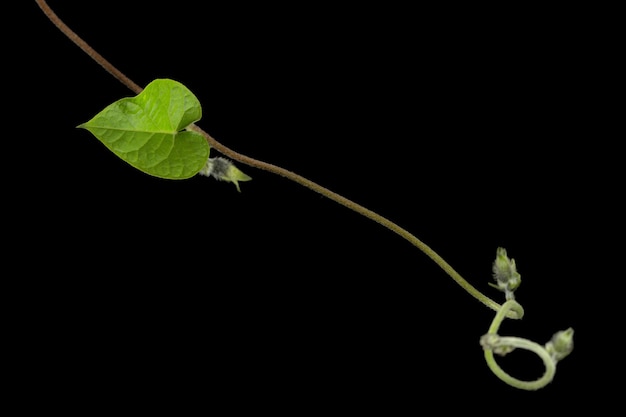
[
  {"left": 480, "top": 333, "right": 516, "bottom": 356},
  {"left": 545, "top": 327, "right": 574, "bottom": 362},
  {"left": 490, "top": 247, "right": 521, "bottom": 299},
  {"left": 198, "top": 157, "right": 252, "bottom": 192}
]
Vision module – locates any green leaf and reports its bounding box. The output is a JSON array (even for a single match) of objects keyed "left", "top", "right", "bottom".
[{"left": 78, "top": 78, "right": 210, "bottom": 179}]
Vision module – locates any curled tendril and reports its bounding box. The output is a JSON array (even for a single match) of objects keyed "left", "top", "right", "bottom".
[{"left": 480, "top": 300, "right": 573, "bottom": 390}]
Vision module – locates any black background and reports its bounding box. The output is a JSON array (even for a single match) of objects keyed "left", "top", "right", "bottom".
[{"left": 13, "top": 0, "right": 617, "bottom": 412}]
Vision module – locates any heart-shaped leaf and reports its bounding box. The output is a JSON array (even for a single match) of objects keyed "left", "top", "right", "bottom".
[{"left": 78, "top": 78, "right": 210, "bottom": 179}]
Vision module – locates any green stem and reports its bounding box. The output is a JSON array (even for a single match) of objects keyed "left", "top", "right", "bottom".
[
  {"left": 35, "top": 0, "right": 518, "bottom": 319},
  {"left": 188, "top": 125, "right": 513, "bottom": 317},
  {"left": 487, "top": 299, "right": 525, "bottom": 334},
  {"left": 481, "top": 300, "right": 556, "bottom": 390}
]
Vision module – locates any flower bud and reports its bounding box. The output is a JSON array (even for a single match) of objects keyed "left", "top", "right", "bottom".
[
  {"left": 545, "top": 327, "right": 574, "bottom": 362},
  {"left": 199, "top": 157, "right": 252, "bottom": 192},
  {"left": 491, "top": 247, "right": 521, "bottom": 298}
]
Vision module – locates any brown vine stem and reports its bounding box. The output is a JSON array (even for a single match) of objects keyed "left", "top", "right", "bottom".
[{"left": 35, "top": 0, "right": 516, "bottom": 318}]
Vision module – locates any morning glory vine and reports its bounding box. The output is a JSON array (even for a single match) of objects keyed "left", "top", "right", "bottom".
[{"left": 35, "top": 0, "right": 573, "bottom": 390}]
